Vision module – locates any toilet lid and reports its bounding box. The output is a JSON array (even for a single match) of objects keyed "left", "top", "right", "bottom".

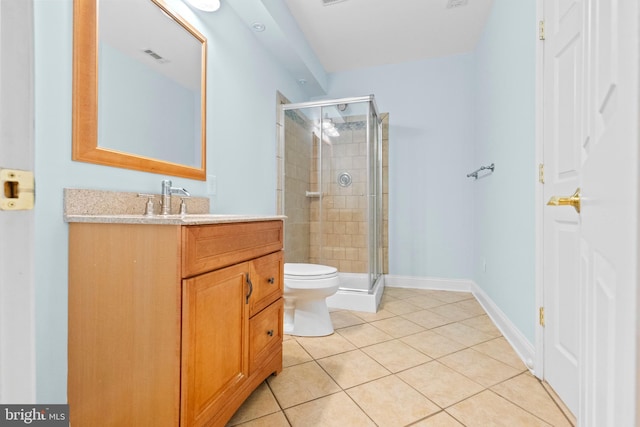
[{"left": 284, "top": 263, "right": 338, "bottom": 279}]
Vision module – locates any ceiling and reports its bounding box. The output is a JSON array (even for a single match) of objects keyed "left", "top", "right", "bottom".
[{"left": 282, "top": 0, "right": 495, "bottom": 73}]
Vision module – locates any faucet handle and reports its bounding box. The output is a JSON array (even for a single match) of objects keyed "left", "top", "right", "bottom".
[
  {"left": 179, "top": 197, "right": 190, "bottom": 215},
  {"left": 137, "top": 193, "right": 156, "bottom": 216}
]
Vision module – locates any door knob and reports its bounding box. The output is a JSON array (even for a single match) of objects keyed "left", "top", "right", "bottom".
[{"left": 547, "top": 188, "right": 581, "bottom": 213}]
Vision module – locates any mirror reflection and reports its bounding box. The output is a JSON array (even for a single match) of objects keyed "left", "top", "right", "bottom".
[{"left": 72, "top": 0, "right": 207, "bottom": 180}]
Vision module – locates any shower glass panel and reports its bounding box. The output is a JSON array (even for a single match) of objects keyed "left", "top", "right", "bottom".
[{"left": 281, "top": 96, "right": 383, "bottom": 295}]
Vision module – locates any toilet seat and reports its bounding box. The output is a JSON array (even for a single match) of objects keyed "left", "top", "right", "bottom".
[{"left": 284, "top": 263, "right": 338, "bottom": 280}]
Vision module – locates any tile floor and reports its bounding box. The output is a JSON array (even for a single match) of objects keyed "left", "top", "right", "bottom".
[{"left": 227, "top": 287, "right": 576, "bottom": 427}]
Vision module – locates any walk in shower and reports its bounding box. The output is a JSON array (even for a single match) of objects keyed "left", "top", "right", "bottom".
[{"left": 278, "top": 95, "right": 386, "bottom": 312}]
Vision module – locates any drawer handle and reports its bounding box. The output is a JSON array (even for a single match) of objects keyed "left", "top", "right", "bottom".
[
  {"left": 268, "top": 277, "right": 275, "bottom": 284},
  {"left": 246, "top": 273, "right": 253, "bottom": 304},
  {"left": 267, "top": 329, "right": 274, "bottom": 337}
]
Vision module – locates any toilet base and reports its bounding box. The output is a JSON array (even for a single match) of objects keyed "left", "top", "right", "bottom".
[{"left": 284, "top": 298, "right": 334, "bottom": 337}]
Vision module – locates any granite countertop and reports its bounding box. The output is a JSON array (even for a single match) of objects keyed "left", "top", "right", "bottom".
[
  {"left": 64, "top": 213, "right": 285, "bottom": 225},
  {"left": 63, "top": 188, "right": 284, "bottom": 225}
]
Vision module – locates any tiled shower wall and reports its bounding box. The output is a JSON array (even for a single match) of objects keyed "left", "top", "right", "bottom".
[
  {"left": 283, "top": 110, "right": 312, "bottom": 263},
  {"left": 280, "top": 109, "right": 388, "bottom": 274}
]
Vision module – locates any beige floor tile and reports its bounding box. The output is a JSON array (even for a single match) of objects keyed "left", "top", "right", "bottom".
[
  {"left": 352, "top": 308, "right": 396, "bottom": 322},
  {"left": 401, "top": 309, "right": 452, "bottom": 329},
  {"left": 317, "top": 349, "right": 390, "bottom": 389},
  {"left": 439, "top": 348, "right": 522, "bottom": 387},
  {"left": 295, "top": 332, "right": 356, "bottom": 359},
  {"left": 337, "top": 323, "right": 393, "bottom": 347},
  {"left": 412, "top": 411, "right": 465, "bottom": 427},
  {"left": 409, "top": 295, "right": 450, "bottom": 309},
  {"left": 347, "top": 375, "right": 439, "bottom": 426},
  {"left": 424, "top": 290, "right": 474, "bottom": 303},
  {"left": 228, "top": 382, "right": 281, "bottom": 426},
  {"left": 330, "top": 310, "right": 366, "bottom": 329},
  {"left": 492, "top": 373, "right": 573, "bottom": 427},
  {"left": 472, "top": 337, "right": 527, "bottom": 370},
  {"left": 284, "top": 392, "right": 376, "bottom": 427},
  {"left": 432, "top": 322, "right": 494, "bottom": 347},
  {"left": 429, "top": 304, "right": 480, "bottom": 322},
  {"left": 451, "top": 298, "right": 487, "bottom": 316},
  {"left": 460, "top": 314, "right": 503, "bottom": 337},
  {"left": 447, "top": 390, "right": 551, "bottom": 426},
  {"left": 370, "top": 316, "right": 425, "bottom": 338},
  {"left": 398, "top": 361, "right": 484, "bottom": 408},
  {"left": 282, "top": 339, "right": 313, "bottom": 368},
  {"left": 379, "top": 294, "right": 399, "bottom": 307},
  {"left": 379, "top": 298, "right": 423, "bottom": 315},
  {"left": 383, "top": 286, "right": 422, "bottom": 299},
  {"left": 267, "top": 361, "right": 341, "bottom": 408},
  {"left": 400, "top": 330, "right": 467, "bottom": 359},
  {"left": 231, "top": 411, "right": 290, "bottom": 427},
  {"left": 361, "top": 339, "right": 431, "bottom": 372}
]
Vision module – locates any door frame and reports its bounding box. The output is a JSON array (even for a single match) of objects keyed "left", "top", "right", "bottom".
[
  {"left": 534, "top": 0, "right": 545, "bottom": 382},
  {"left": 0, "top": 0, "right": 36, "bottom": 403}
]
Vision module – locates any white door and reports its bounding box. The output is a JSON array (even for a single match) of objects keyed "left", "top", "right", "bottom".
[
  {"left": 542, "top": 0, "right": 584, "bottom": 415},
  {"left": 543, "top": 0, "right": 639, "bottom": 425},
  {"left": 0, "top": 0, "right": 36, "bottom": 402},
  {"left": 579, "top": 0, "right": 638, "bottom": 425}
]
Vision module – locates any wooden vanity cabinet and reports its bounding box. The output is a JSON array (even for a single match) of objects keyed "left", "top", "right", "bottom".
[{"left": 68, "top": 220, "right": 284, "bottom": 427}]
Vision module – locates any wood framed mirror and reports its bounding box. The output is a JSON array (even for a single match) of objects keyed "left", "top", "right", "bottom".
[{"left": 73, "top": 0, "right": 207, "bottom": 180}]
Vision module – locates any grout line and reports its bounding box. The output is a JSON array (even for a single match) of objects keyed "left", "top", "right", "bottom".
[{"left": 255, "top": 290, "right": 563, "bottom": 426}]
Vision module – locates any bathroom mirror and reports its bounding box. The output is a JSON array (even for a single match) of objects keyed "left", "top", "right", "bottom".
[{"left": 73, "top": 0, "right": 207, "bottom": 180}]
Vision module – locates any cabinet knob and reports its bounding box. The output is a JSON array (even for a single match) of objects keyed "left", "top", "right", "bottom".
[
  {"left": 267, "top": 277, "right": 275, "bottom": 284},
  {"left": 267, "top": 329, "right": 274, "bottom": 337}
]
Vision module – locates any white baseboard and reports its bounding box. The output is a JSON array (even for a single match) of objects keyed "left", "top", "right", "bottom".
[
  {"left": 472, "top": 283, "right": 536, "bottom": 372},
  {"left": 384, "top": 275, "right": 535, "bottom": 373},
  {"left": 385, "top": 275, "right": 475, "bottom": 292}
]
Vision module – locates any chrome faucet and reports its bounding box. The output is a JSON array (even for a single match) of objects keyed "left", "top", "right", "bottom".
[{"left": 160, "top": 179, "right": 190, "bottom": 215}]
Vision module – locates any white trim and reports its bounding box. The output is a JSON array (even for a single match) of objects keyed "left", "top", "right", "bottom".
[
  {"left": 385, "top": 275, "right": 474, "bottom": 292},
  {"left": 534, "top": 0, "right": 545, "bottom": 382},
  {"left": 473, "top": 282, "right": 536, "bottom": 373},
  {"left": 384, "top": 275, "right": 536, "bottom": 374},
  {"left": 0, "top": 0, "right": 36, "bottom": 403}
]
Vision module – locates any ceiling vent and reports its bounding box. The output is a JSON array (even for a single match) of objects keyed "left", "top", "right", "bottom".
[
  {"left": 322, "top": 0, "right": 348, "bottom": 6},
  {"left": 142, "top": 49, "right": 170, "bottom": 64},
  {"left": 446, "top": 0, "right": 468, "bottom": 8}
]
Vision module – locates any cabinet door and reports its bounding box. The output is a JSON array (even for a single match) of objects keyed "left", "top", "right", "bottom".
[
  {"left": 181, "top": 262, "right": 250, "bottom": 427},
  {"left": 248, "top": 251, "right": 284, "bottom": 317}
]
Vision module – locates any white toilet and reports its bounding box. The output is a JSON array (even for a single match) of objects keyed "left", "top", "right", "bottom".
[{"left": 283, "top": 263, "right": 340, "bottom": 337}]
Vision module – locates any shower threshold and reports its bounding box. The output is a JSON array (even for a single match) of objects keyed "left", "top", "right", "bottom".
[{"left": 327, "top": 273, "right": 385, "bottom": 313}]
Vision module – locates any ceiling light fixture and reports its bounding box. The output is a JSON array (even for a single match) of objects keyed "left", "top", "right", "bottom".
[
  {"left": 184, "top": 0, "right": 221, "bottom": 12},
  {"left": 252, "top": 22, "right": 266, "bottom": 32}
]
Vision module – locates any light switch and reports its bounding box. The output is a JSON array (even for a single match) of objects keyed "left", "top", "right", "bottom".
[{"left": 207, "top": 175, "right": 216, "bottom": 195}]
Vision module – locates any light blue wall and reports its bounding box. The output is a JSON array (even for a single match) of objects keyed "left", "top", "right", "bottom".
[
  {"left": 324, "top": 54, "right": 476, "bottom": 279},
  {"left": 472, "top": 0, "right": 537, "bottom": 343},
  {"left": 33, "top": 0, "right": 307, "bottom": 402}
]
